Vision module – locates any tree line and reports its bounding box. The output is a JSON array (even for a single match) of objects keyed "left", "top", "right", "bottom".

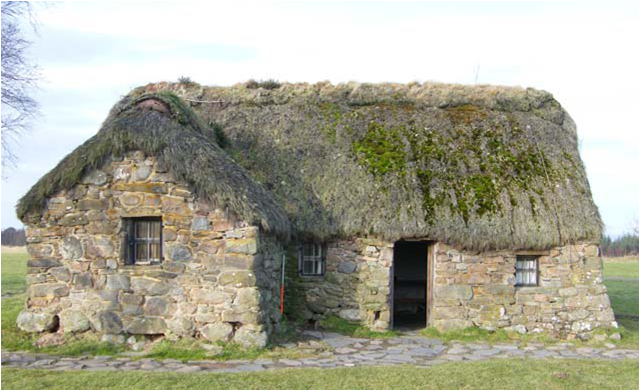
[
  {"left": 1, "top": 227, "right": 26, "bottom": 246},
  {"left": 600, "top": 233, "right": 639, "bottom": 257}
]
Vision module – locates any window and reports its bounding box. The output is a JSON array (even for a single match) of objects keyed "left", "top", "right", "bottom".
[
  {"left": 515, "top": 255, "right": 538, "bottom": 286},
  {"left": 124, "top": 217, "right": 162, "bottom": 265},
  {"left": 299, "top": 242, "right": 324, "bottom": 276}
]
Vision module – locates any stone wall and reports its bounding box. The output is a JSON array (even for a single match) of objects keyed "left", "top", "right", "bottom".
[
  {"left": 287, "top": 238, "right": 615, "bottom": 339},
  {"left": 18, "top": 150, "right": 283, "bottom": 347},
  {"left": 284, "top": 238, "right": 394, "bottom": 330},
  {"left": 431, "top": 242, "right": 616, "bottom": 339}
]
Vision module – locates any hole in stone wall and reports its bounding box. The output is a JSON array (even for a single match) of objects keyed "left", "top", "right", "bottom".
[
  {"left": 49, "top": 315, "right": 60, "bottom": 333},
  {"left": 229, "top": 321, "right": 242, "bottom": 340},
  {"left": 374, "top": 311, "right": 381, "bottom": 321}
]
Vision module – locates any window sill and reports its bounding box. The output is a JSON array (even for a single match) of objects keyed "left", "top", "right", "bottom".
[{"left": 298, "top": 275, "right": 324, "bottom": 281}]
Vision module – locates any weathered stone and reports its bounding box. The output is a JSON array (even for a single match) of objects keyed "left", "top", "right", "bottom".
[
  {"left": 77, "top": 199, "right": 106, "bottom": 210},
  {"left": 81, "top": 170, "right": 108, "bottom": 186},
  {"left": 97, "top": 311, "right": 123, "bottom": 334},
  {"left": 234, "top": 326, "right": 268, "bottom": 348},
  {"left": 50, "top": 267, "right": 72, "bottom": 282},
  {"left": 433, "top": 319, "right": 474, "bottom": 332},
  {"left": 59, "top": 213, "right": 89, "bottom": 226},
  {"left": 17, "top": 311, "right": 58, "bottom": 332},
  {"left": 218, "top": 271, "right": 256, "bottom": 287},
  {"left": 167, "top": 317, "right": 195, "bottom": 337},
  {"left": 74, "top": 272, "right": 94, "bottom": 289},
  {"left": 559, "top": 287, "right": 578, "bottom": 297},
  {"left": 226, "top": 238, "right": 257, "bottom": 255},
  {"left": 234, "top": 288, "right": 260, "bottom": 308},
  {"left": 191, "top": 216, "right": 210, "bottom": 230},
  {"left": 201, "top": 323, "right": 233, "bottom": 342},
  {"left": 190, "top": 288, "right": 229, "bottom": 304},
  {"left": 85, "top": 238, "right": 115, "bottom": 258},
  {"left": 222, "top": 309, "right": 259, "bottom": 323},
  {"left": 106, "top": 274, "right": 130, "bottom": 290},
  {"left": 131, "top": 277, "right": 170, "bottom": 296},
  {"left": 224, "top": 255, "right": 253, "bottom": 269},
  {"left": 30, "top": 283, "right": 69, "bottom": 298},
  {"left": 338, "top": 261, "right": 357, "bottom": 274},
  {"left": 61, "top": 237, "right": 83, "bottom": 260},
  {"left": 134, "top": 165, "right": 152, "bottom": 181},
  {"left": 433, "top": 306, "right": 467, "bottom": 320},
  {"left": 435, "top": 285, "right": 474, "bottom": 300},
  {"left": 338, "top": 309, "right": 361, "bottom": 322},
  {"left": 145, "top": 297, "right": 170, "bottom": 316},
  {"left": 59, "top": 309, "right": 91, "bottom": 333},
  {"left": 168, "top": 245, "right": 192, "bottom": 262},
  {"left": 163, "top": 262, "right": 186, "bottom": 274},
  {"left": 126, "top": 317, "right": 167, "bottom": 334},
  {"left": 26, "top": 274, "right": 46, "bottom": 284},
  {"left": 27, "top": 259, "right": 61, "bottom": 268}
]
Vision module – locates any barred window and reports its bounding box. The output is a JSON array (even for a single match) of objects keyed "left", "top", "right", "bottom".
[
  {"left": 124, "top": 217, "right": 162, "bottom": 265},
  {"left": 299, "top": 242, "right": 324, "bottom": 276},
  {"left": 515, "top": 255, "right": 538, "bottom": 286}
]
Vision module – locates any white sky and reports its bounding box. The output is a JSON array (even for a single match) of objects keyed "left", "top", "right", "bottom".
[{"left": 1, "top": 1, "right": 638, "bottom": 238}]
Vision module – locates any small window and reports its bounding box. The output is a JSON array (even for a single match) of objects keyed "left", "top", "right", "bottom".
[
  {"left": 299, "top": 242, "right": 324, "bottom": 276},
  {"left": 124, "top": 217, "right": 162, "bottom": 265},
  {"left": 515, "top": 255, "right": 538, "bottom": 286}
]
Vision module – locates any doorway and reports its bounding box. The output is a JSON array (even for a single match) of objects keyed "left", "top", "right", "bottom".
[{"left": 392, "top": 240, "right": 431, "bottom": 329}]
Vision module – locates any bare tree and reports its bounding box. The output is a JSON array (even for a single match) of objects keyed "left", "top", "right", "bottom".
[{"left": 1, "top": 1, "right": 40, "bottom": 173}]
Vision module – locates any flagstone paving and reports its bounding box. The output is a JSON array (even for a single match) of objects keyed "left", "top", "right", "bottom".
[{"left": 2, "top": 331, "right": 638, "bottom": 373}]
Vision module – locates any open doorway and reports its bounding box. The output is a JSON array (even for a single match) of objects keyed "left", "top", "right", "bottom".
[{"left": 392, "top": 240, "right": 431, "bottom": 330}]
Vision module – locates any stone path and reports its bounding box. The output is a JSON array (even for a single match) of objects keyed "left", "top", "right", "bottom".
[{"left": 2, "top": 332, "right": 638, "bottom": 373}]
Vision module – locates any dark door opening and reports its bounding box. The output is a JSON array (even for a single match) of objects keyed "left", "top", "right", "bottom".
[{"left": 392, "top": 240, "right": 429, "bottom": 330}]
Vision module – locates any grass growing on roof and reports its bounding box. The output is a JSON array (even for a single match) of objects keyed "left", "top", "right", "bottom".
[{"left": 145, "top": 80, "right": 603, "bottom": 251}]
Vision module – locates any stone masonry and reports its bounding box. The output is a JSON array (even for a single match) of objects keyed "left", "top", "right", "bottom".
[
  {"left": 289, "top": 239, "right": 616, "bottom": 339},
  {"left": 18, "top": 150, "right": 284, "bottom": 347},
  {"left": 431, "top": 242, "right": 616, "bottom": 339}
]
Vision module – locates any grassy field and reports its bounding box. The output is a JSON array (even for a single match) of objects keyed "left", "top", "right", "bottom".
[
  {"left": 2, "top": 359, "right": 639, "bottom": 390},
  {"left": 1, "top": 247, "right": 28, "bottom": 296},
  {"left": 603, "top": 256, "right": 639, "bottom": 279}
]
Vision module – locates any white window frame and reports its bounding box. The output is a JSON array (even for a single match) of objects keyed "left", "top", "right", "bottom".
[
  {"left": 515, "top": 255, "right": 539, "bottom": 287},
  {"left": 299, "top": 242, "right": 325, "bottom": 277}
]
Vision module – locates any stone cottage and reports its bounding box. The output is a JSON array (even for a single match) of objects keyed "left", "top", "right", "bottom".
[{"left": 17, "top": 81, "right": 616, "bottom": 346}]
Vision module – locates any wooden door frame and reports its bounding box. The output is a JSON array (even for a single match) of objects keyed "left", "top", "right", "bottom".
[{"left": 390, "top": 240, "right": 434, "bottom": 329}]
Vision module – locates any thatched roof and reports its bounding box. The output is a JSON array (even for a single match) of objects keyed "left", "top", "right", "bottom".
[
  {"left": 19, "top": 80, "right": 603, "bottom": 250},
  {"left": 17, "top": 91, "right": 290, "bottom": 238}
]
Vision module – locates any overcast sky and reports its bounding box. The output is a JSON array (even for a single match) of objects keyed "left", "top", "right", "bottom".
[{"left": 1, "top": 1, "right": 638, "bottom": 238}]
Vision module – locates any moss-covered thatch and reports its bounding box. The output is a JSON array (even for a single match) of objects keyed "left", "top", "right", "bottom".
[
  {"left": 19, "top": 80, "right": 603, "bottom": 251},
  {"left": 146, "top": 80, "right": 601, "bottom": 251},
  {"left": 16, "top": 91, "right": 290, "bottom": 238}
]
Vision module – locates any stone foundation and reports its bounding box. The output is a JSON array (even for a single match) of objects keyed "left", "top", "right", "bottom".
[{"left": 19, "top": 151, "right": 284, "bottom": 347}]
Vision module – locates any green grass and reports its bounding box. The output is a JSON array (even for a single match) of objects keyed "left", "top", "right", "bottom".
[
  {"left": 2, "top": 359, "right": 638, "bottom": 390},
  {"left": 603, "top": 257, "right": 639, "bottom": 279},
  {"left": 420, "top": 326, "right": 553, "bottom": 344},
  {"left": 1, "top": 250, "right": 28, "bottom": 296},
  {"left": 319, "top": 315, "right": 399, "bottom": 338}
]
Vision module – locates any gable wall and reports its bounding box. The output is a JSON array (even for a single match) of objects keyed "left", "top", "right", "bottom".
[{"left": 19, "top": 151, "right": 284, "bottom": 347}]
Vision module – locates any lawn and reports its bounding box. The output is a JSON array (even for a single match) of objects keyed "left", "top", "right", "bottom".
[
  {"left": 1, "top": 247, "right": 28, "bottom": 296},
  {"left": 2, "top": 359, "right": 639, "bottom": 390},
  {"left": 603, "top": 256, "right": 639, "bottom": 279}
]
